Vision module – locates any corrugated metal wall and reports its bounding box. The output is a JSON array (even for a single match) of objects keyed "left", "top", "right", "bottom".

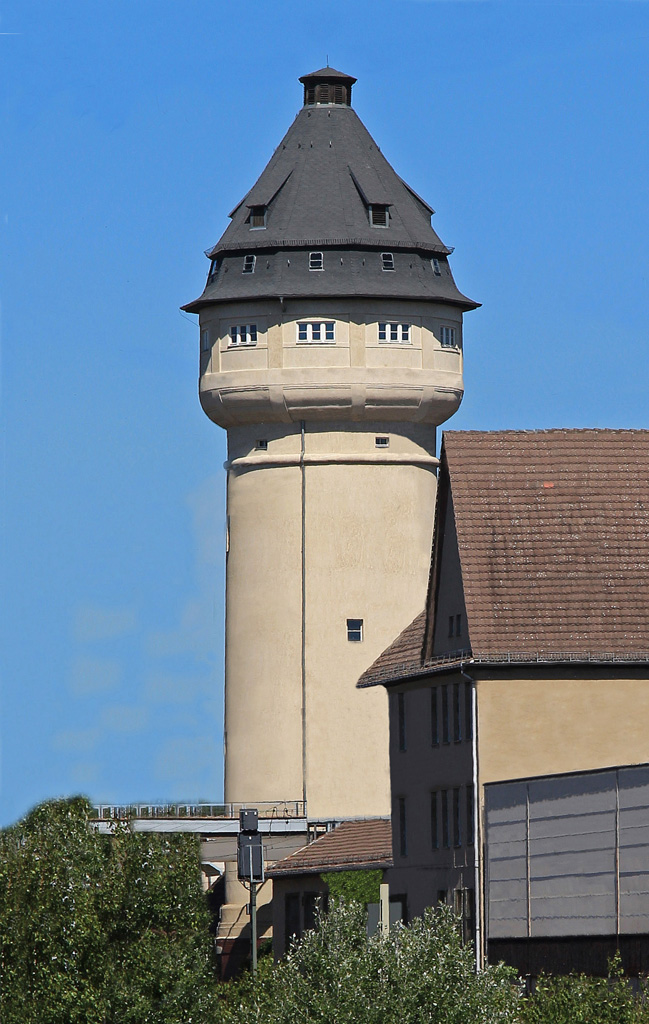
[{"left": 485, "top": 765, "right": 649, "bottom": 939}]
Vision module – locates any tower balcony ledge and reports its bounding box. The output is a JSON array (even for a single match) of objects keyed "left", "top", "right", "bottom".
[{"left": 199, "top": 367, "right": 463, "bottom": 428}]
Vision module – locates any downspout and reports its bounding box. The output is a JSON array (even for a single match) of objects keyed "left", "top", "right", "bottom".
[
  {"left": 462, "top": 667, "right": 482, "bottom": 971},
  {"left": 300, "top": 420, "right": 307, "bottom": 810}
]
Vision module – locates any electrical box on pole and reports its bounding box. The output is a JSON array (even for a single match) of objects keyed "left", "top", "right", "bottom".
[{"left": 237, "top": 808, "right": 264, "bottom": 883}]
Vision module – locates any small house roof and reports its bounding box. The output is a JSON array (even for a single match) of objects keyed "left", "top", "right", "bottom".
[{"left": 267, "top": 818, "right": 392, "bottom": 877}]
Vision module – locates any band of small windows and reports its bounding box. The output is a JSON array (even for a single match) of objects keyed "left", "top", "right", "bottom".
[
  {"left": 229, "top": 324, "right": 257, "bottom": 346},
  {"left": 297, "top": 322, "right": 335, "bottom": 343},
  {"left": 379, "top": 322, "right": 410, "bottom": 343}
]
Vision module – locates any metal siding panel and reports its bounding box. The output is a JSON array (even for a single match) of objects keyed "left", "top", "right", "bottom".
[{"left": 485, "top": 782, "right": 528, "bottom": 940}]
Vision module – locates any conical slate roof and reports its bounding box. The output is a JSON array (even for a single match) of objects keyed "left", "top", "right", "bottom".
[{"left": 183, "top": 70, "right": 477, "bottom": 311}]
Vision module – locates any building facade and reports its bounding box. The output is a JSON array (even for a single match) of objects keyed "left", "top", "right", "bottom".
[{"left": 359, "top": 429, "right": 649, "bottom": 973}]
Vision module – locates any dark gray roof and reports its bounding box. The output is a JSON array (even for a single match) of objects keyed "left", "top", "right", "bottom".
[
  {"left": 299, "top": 66, "right": 357, "bottom": 84},
  {"left": 183, "top": 72, "right": 477, "bottom": 313}
]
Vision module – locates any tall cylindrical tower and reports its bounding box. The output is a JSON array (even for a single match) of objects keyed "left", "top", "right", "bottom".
[{"left": 183, "top": 68, "right": 477, "bottom": 822}]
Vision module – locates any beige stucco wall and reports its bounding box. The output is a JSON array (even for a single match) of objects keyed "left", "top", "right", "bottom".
[
  {"left": 224, "top": 422, "right": 438, "bottom": 818},
  {"left": 477, "top": 672, "right": 649, "bottom": 786}
]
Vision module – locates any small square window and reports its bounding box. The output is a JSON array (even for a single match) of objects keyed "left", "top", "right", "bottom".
[
  {"left": 256, "top": 439, "right": 268, "bottom": 450},
  {"left": 441, "top": 325, "right": 457, "bottom": 348},
  {"left": 381, "top": 252, "right": 395, "bottom": 271},
  {"left": 243, "top": 254, "right": 256, "bottom": 274},
  {"left": 249, "top": 206, "right": 266, "bottom": 229},
  {"left": 325, "top": 322, "right": 334, "bottom": 341},
  {"left": 347, "top": 618, "right": 363, "bottom": 642},
  {"left": 431, "top": 258, "right": 441, "bottom": 276},
  {"left": 375, "top": 436, "right": 389, "bottom": 448},
  {"left": 298, "top": 323, "right": 308, "bottom": 342},
  {"left": 309, "top": 251, "right": 324, "bottom": 271},
  {"left": 369, "top": 204, "right": 389, "bottom": 227},
  {"left": 312, "top": 323, "right": 321, "bottom": 340}
]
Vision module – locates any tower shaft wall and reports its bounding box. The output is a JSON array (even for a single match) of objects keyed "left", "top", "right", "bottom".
[{"left": 224, "top": 421, "right": 438, "bottom": 819}]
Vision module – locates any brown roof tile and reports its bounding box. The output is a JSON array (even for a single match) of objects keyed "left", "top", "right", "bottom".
[
  {"left": 445, "top": 429, "right": 649, "bottom": 657},
  {"left": 267, "top": 818, "right": 392, "bottom": 876},
  {"left": 360, "top": 429, "right": 649, "bottom": 687}
]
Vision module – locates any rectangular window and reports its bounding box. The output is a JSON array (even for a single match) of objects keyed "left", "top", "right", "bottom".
[
  {"left": 440, "top": 325, "right": 456, "bottom": 348},
  {"left": 249, "top": 205, "right": 266, "bottom": 228},
  {"left": 456, "top": 613, "right": 462, "bottom": 637},
  {"left": 431, "top": 791, "right": 439, "bottom": 849},
  {"left": 243, "top": 254, "right": 256, "bottom": 274},
  {"left": 466, "top": 786, "right": 474, "bottom": 846},
  {"left": 381, "top": 252, "right": 395, "bottom": 271},
  {"left": 397, "top": 692, "right": 406, "bottom": 751},
  {"left": 297, "top": 322, "right": 335, "bottom": 343},
  {"left": 448, "top": 615, "right": 454, "bottom": 638},
  {"left": 453, "top": 787, "right": 461, "bottom": 847},
  {"left": 309, "top": 251, "right": 324, "bottom": 271},
  {"left": 442, "top": 685, "right": 450, "bottom": 744},
  {"left": 437, "top": 889, "right": 448, "bottom": 905},
  {"left": 200, "top": 329, "right": 210, "bottom": 352},
  {"left": 465, "top": 682, "right": 473, "bottom": 742},
  {"left": 378, "top": 322, "right": 410, "bottom": 343},
  {"left": 431, "top": 258, "right": 441, "bottom": 276},
  {"left": 255, "top": 439, "right": 268, "bottom": 450},
  {"left": 398, "top": 797, "right": 407, "bottom": 857},
  {"left": 453, "top": 682, "right": 461, "bottom": 743},
  {"left": 229, "top": 324, "right": 258, "bottom": 346},
  {"left": 369, "top": 204, "right": 389, "bottom": 227},
  {"left": 441, "top": 790, "right": 449, "bottom": 848},
  {"left": 431, "top": 687, "right": 439, "bottom": 746},
  {"left": 375, "top": 436, "right": 389, "bottom": 448},
  {"left": 207, "top": 259, "right": 220, "bottom": 280},
  {"left": 347, "top": 618, "right": 363, "bottom": 642}
]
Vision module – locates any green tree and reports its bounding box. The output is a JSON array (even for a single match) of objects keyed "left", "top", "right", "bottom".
[
  {"left": 521, "top": 954, "right": 649, "bottom": 1024},
  {"left": 216, "top": 898, "right": 520, "bottom": 1024},
  {"left": 0, "top": 797, "right": 216, "bottom": 1024}
]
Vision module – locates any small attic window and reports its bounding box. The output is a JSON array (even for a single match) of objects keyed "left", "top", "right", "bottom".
[
  {"left": 243, "top": 254, "right": 256, "bottom": 274},
  {"left": 207, "top": 259, "right": 220, "bottom": 281},
  {"left": 431, "top": 258, "right": 441, "bottom": 276},
  {"left": 248, "top": 206, "right": 267, "bottom": 229},
  {"left": 309, "top": 251, "right": 324, "bottom": 271},
  {"left": 369, "top": 205, "right": 389, "bottom": 228},
  {"left": 381, "top": 252, "right": 395, "bottom": 272}
]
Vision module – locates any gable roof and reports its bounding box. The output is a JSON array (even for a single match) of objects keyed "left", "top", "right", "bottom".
[
  {"left": 267, "top": 818, "right": 392, "bottom": 877},
  {"left": 360, "top": 429, "right": 649, "bottom": 687}
]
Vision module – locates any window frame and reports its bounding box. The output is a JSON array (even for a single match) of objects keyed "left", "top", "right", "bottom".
[
  {"left": 242, "top": 254, "right": 256, "bottom": 274},
  {"left": 296, "top": 321, "right": 335, "bottom": 344},
  {"left": 346, "top": 618, "right": 363, "bottom": 642},
  {"left": 440, "top": 325, "right": 458, "bottom": 348},
  {"left": 369, "top": 204, "right": 390, "bottom": 228},
  {"left": 381, "top": 252, "right": 395, "bottom": 272},
  {"left": 228, "top": 324, "right": 258, "bottom": 347},
  {"left": 248, "top": 206, "right": 267, "bottom": 229},
  {"left": 308, "top": 251, "right": 324, "bottom": 271},
  {"left": 378, "top": 322, "right": 410, "bottom": 344},
  {"left": 431, "top": 258, "right": 441, "bottom": 276}
]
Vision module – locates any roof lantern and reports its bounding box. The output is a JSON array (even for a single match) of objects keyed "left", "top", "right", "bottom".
[{"left": 299, "top": 66, "right": 357, "bottom": 107}]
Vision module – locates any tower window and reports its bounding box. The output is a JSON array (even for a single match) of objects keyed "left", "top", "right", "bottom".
[
  {"left": 255, "top": 439, "right": 268, "bottom": 450},
  {"left": 229, "top": 324, "right": 258, "bottom": 346},
  {"left": 375, "top": 436, "right": 389, "bottom": 448},
  {"left": 207, "top": 259, "right": 220, "bottom": 281},
  {"left": 243, "top": 254, "right": 256, "bottom": 274},
  {"left": 347, "top": 618, "right": 363, "bottom": 642},
  {"left": 369, "top": 204, "right": 389, "bottom": 227},
  {"left": 440, "top": 325, "right": 457, "bottom": 348},
  {"left": 381, "top": 252, "right": 395, "bottom": 271},
  {"left": 200, "top": 329, "right": 211, "bottom": 352},
  {"left": 378, "top": 322, "right": 410, "bottom": 344},
  {"left": 248, "top": 206, "right": 267, "bottom": 229},
  {"left": 309, "top": 251, "right": 324, "bottom": 271},
  {"left": 431, "top": 258, "right": 441, "bottom": 276},
  {"left": 297, "top": 321, "right": 335, "bottom": 343}
]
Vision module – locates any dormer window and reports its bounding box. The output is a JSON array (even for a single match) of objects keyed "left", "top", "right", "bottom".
[
  {"left": 309, "top": 251, "right": 324, "bottom": 271},
  {"left": 248, "top": 206, "right": 267, "bottom": 229},
  {"left": 381, "top": 252, "right": 395, "bottom": 272},
  {"left": 207, "top": 259, "right": 220, "bottom": 281},
  {"left": 243, "top": 254, "right": 256, "bottom": 274},
  {"left": 431, "top": 258, "right": 441, "bottom": 276},
  {"left": 369, "top": 205, "right": 389, "bottom": 228}
]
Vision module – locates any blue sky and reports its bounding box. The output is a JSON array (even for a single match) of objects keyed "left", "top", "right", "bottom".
[{"left": 1, "top": 1, "right": 648, "bottom": 827}]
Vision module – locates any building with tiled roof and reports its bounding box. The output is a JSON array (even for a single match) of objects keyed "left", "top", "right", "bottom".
[
  {"left": 360, "top": 429, "right": 649, "bottom": 976},
  {"left": 267, "top": 819, "right": 393, "bottom": 956}
]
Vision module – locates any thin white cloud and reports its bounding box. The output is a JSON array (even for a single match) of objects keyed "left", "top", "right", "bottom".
[
  {"left": 74, "top": 605, "right": 137, "bottom": 643},
  {"left": 70, "top": 656, "right": 122, "bottom": 695}
]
